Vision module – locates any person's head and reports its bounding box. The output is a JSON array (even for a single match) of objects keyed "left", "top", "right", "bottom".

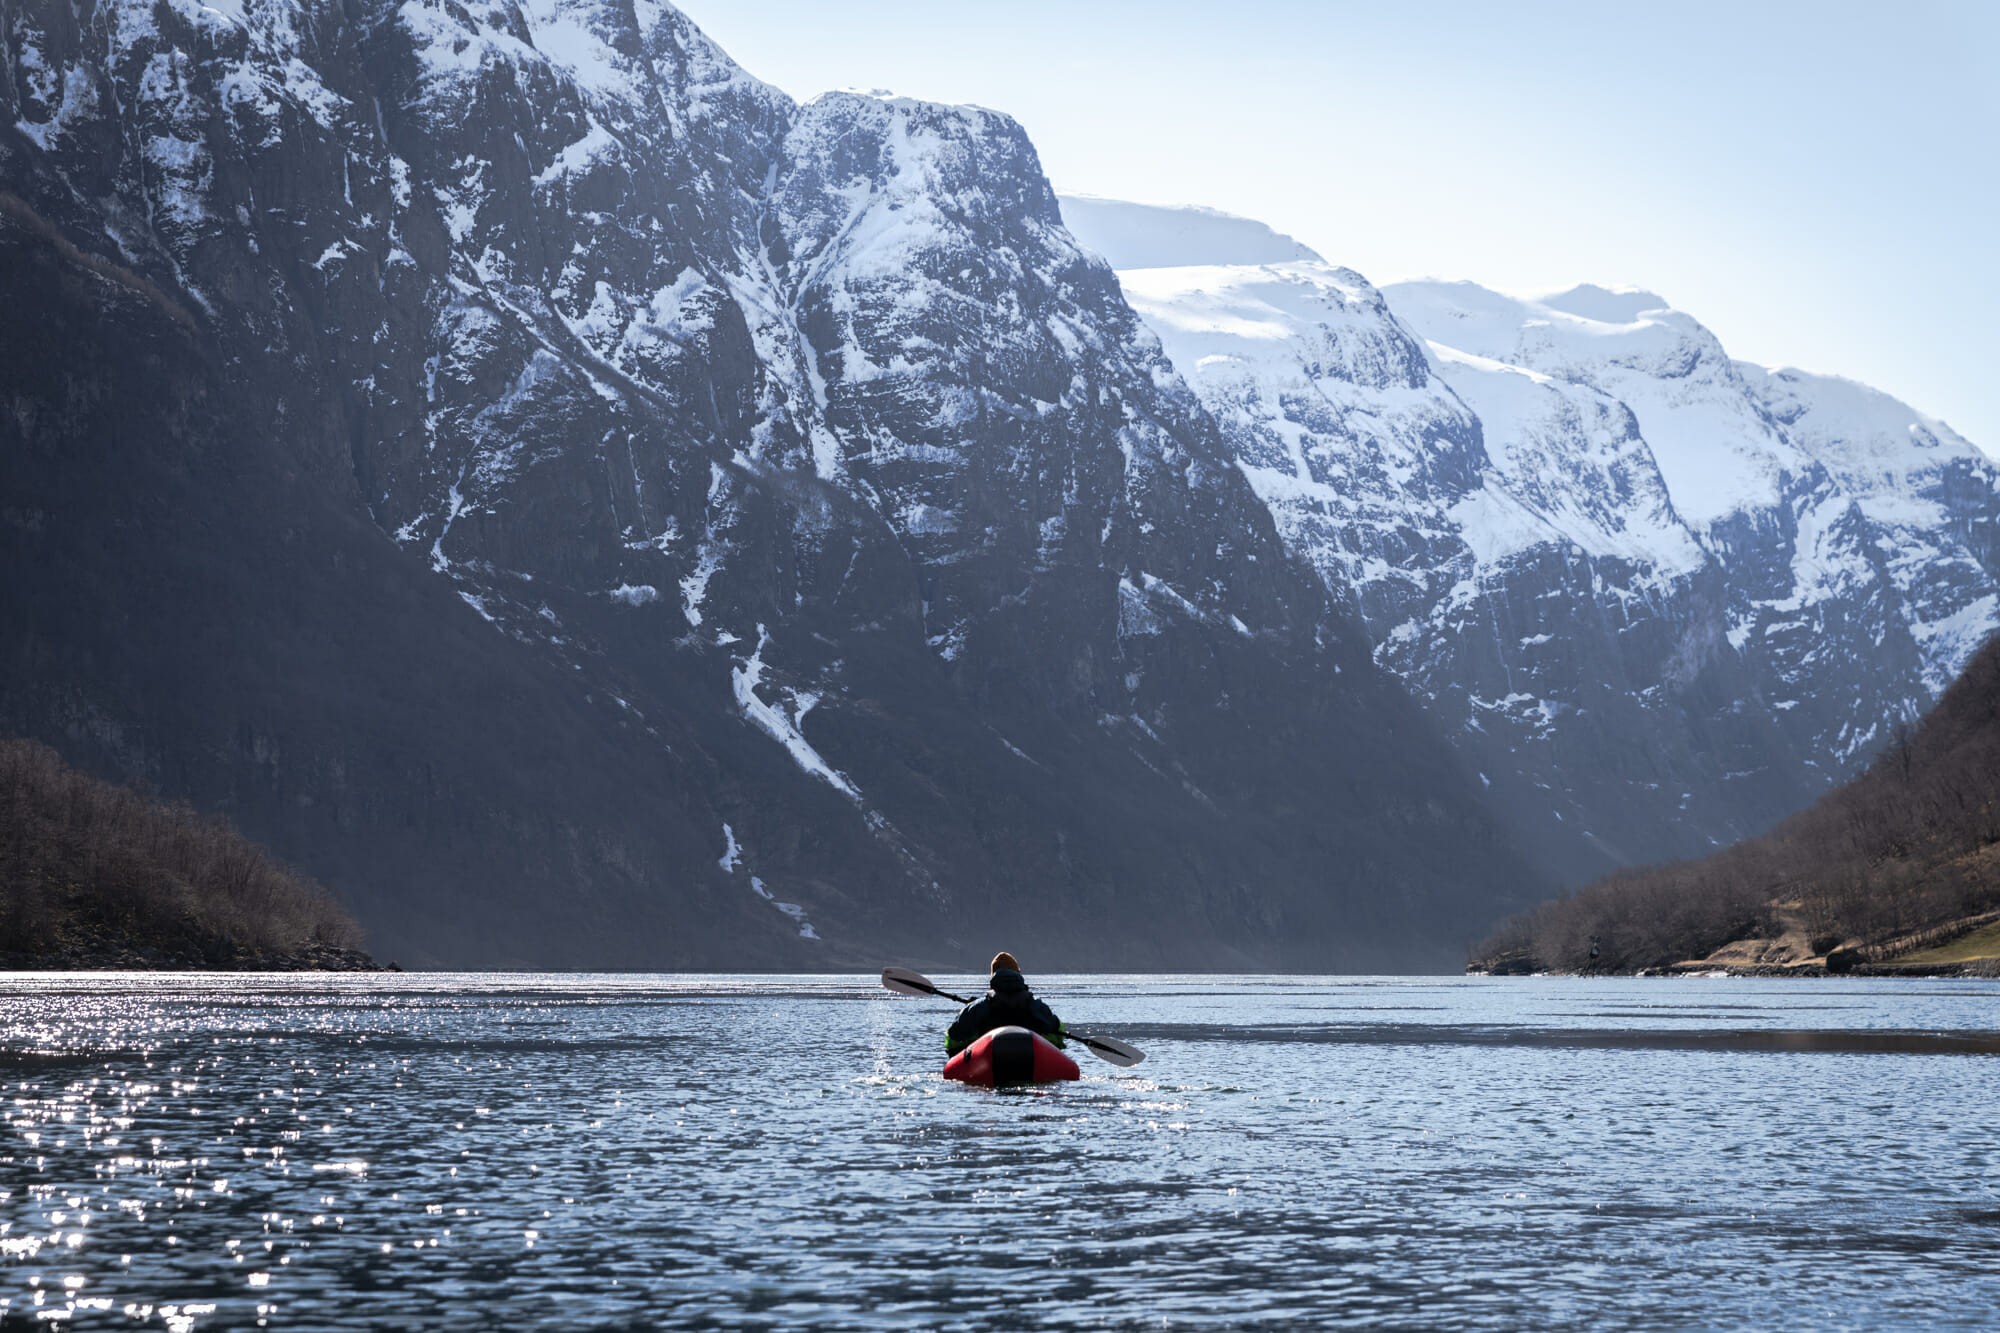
[{"left": 990, "top": 951, "right": 1020, "bottom": 974}]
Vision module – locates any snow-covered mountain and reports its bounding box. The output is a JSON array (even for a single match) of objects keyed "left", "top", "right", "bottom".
[
  {"left": 0, "top": 0, "right": 1535, "bottom": 967},
  {"left": 1064, "top": 198, "right": 2000, "bottom": 880},
  {"left": 9, "top": 0, "right": 1985, "bottom": 968}
]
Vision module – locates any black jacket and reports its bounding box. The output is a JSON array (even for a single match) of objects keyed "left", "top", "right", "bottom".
[{"left": 945, "top": 969, "right": 1064, "bottom": 1053}]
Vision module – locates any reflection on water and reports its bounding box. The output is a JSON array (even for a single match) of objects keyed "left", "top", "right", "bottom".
[{"left": 2, "top": 974, "right": 1997, "bottom": 1330}]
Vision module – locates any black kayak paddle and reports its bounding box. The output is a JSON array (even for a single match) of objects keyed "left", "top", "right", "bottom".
[{"left": 880, "top": 966, "right": 1146, "bottom": 1068}]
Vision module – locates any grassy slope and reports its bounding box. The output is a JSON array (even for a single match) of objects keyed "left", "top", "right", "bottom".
[
  {"left": 1889, "top": 911, "right": 2000, "bottom": 966},
  {"left": 0, "top": 736, "right": 367, "bottom": 966},
  {"left": 1473, "top": 635, "right": 2000, "bottom": 972}
]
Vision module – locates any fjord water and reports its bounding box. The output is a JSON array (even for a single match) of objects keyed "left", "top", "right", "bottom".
[{"left": 3, "top": 976, "right": 1997, "bottom": 1330}]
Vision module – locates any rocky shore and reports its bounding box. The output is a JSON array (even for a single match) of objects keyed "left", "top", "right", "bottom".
[
  {"left": 1, "top": 945, "right": 393, "bottom": 971},
  {"left": 1473, "top": 952, "right": 2000, "bottom": 979},
  {"left": 0, "top": 920, "right": 394, "bottom": 972}
]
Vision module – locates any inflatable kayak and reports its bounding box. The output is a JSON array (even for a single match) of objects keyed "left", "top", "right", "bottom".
[{"left": 943, "top": 1025, "right": 1080, "bottom": 1085}]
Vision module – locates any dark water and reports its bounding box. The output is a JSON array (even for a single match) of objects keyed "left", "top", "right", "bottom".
[{"left": 3, "top": 974, "right": 1998, "bottom": 1330}]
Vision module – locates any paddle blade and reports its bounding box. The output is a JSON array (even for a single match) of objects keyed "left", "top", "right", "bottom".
[
  {"left": 881, "top": 968, "right": 977, "bottom": 1005},
  {"left": 1074, "top": 1032, "right": 1145, "bottom": 1068},
  {"left": 881, "top": 966, "right": 941, "bottom": 997}
]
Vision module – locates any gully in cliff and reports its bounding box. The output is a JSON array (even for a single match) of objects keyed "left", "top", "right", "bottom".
[{"left": 880, "top": 956, "right": 1144, "bottom": 1084}]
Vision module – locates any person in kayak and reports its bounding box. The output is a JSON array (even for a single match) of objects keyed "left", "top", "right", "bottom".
[{"left": 945, "top": 952, "right": 1066, "bottom": 1054}]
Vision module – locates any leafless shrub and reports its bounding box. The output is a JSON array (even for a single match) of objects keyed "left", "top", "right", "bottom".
[{"left": 0, "top": 737, "right": 362, "bottom": 959}]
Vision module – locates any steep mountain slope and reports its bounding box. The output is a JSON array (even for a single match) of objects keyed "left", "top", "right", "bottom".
[
  {"left": 1389, "top": 281, "right": 2000, "bottom": 800},
  {"left": 0, "top": 0, "right": 1535, "bottom": 968},
  {"left": 1062, "top": 199, "right": 2000, "bottom": 884}
]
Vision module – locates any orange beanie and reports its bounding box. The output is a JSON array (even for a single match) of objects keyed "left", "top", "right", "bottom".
[{"left": 990, "top": 951, "right": 1020, "bottom": 973}]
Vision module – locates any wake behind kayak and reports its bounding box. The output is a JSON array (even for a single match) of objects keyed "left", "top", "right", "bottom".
[{"left": 942, "top": 1025, "right": 1080, "bottom": 1086}]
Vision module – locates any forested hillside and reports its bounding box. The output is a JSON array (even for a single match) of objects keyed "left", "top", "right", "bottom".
[{"left": 1472, "top": 634, "right": 2000, "bottom": 973}]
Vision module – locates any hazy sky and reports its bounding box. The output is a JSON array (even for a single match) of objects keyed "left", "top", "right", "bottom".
[{"left": 679, "top": 0, "right": 1998, "bottom": 456}]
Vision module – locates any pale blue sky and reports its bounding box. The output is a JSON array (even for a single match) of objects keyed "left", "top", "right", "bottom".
[{"left": 679, "top": 1, "right": 1999, "bottom": 455}]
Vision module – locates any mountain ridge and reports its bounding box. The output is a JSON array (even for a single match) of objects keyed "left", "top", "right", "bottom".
[{"left": 1061, "top": 197, "right": 2000, "bottom": 886}]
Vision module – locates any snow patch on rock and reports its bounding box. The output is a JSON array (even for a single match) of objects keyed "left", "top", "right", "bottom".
[{"left": 731, "top": 625, "right": 859, "bottom": 799}]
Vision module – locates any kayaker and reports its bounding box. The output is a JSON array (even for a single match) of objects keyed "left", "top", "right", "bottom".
[{"left": 945, "top": 952, "right": 1066, "bottom": 1054}]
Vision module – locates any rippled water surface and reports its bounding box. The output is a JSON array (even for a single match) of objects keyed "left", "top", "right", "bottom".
[{"left": 3, "top": 973, "right": 1998, "bottom": 1330}]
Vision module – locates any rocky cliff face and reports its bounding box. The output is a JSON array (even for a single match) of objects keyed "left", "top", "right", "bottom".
[
  {"left": 1065, "top": 201, "right": 2000, "bottom": 884},
  {"left": 0, "top": 0, "right": 1535, "bottom": 968}
]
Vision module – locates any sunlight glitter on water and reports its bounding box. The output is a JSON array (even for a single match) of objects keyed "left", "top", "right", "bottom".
[{"left": 1, "top": 973, "right": 1998, "bottom": 1329}]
